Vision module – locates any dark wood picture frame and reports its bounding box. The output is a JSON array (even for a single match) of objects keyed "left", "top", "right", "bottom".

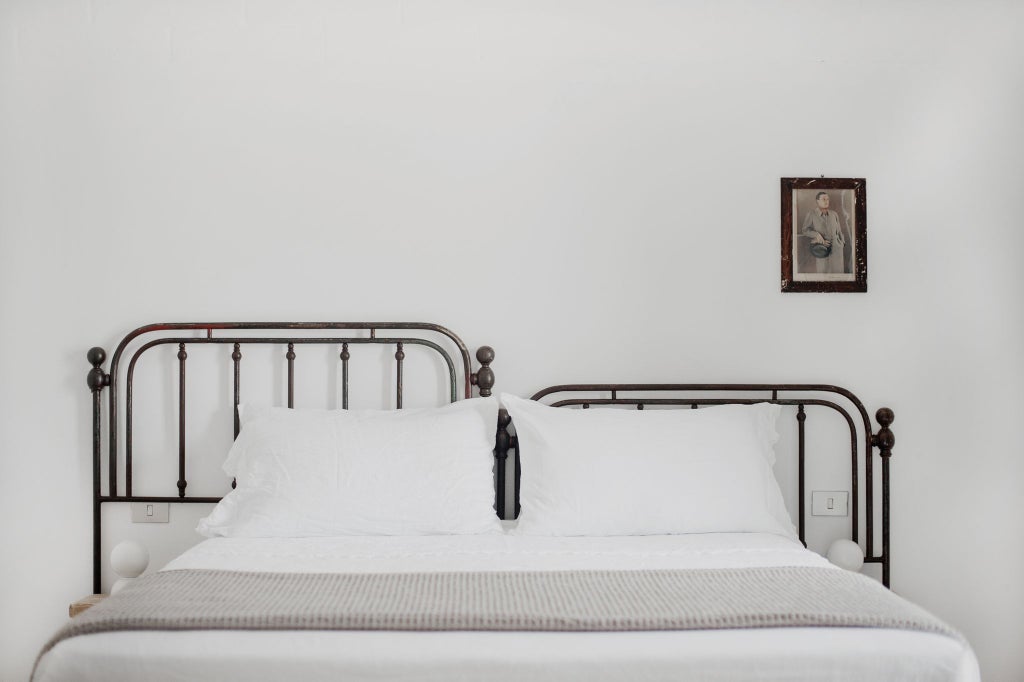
[{"left": 781, "top": 177, "right": 866, "bottom": 293}]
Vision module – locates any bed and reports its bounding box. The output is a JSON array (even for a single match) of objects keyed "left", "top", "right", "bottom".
[{"left": 34, "top": 322, "right": 979, "bottom": 681}]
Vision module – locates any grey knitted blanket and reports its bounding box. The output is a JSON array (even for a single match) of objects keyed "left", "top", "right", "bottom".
[{"left": 41, "top": 566, "right": 959, "bottom": 660}]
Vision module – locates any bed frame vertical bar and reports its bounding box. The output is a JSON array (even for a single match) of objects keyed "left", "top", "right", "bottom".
[
  {"left": 230, "top": 343, "right": 241, "bottom": 490},
  {"left": 514, "top": 448, "right": 522, "bottom": 519},
  {"left": 340, "top": 343, "right": 350, "bottom": 409},
  {"left": 176, "top": 344, "right": 187, "bottom": 498},
  {"left": 850, "top": 432, "right": 859, "bottom": 544},
  {"left": 797, "top": 404, "right": 806, "bottom": 545},
  {"left": 882, "top": 456, "right": 890, "bottom": 585},
  {"left": 108, "top": 389, "right": 117, "bottom": 498},
  {"left": 471, "top": 347, "right": 500, "bottom": 515},
  {"left": 286, "top": 343, "right": 296, "bottom": 408},
  {"left": 872, "top": 408, "right": 895, "bottom": 586},
  {"left": 88, "top": 348, "right": 108, "bottom": 594},
  {"left": 495, "top": 409, "right": 511, "bottom": 519},
  {"left": 126, "top": 373, "right": 134, "bottom": 497},
  {"left": 395, "top": 343, "right": 404, "bottom": 409},
  {"left": 866, "top": 427, "right": 874, "bottom": 559},
  {"left": 232, "top": 343, "right": 241, "bottom": 439}
]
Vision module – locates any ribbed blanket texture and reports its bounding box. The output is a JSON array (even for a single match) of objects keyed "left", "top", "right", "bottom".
[{"left": 40, "top": 566, "right": 959, "bottom": 663}]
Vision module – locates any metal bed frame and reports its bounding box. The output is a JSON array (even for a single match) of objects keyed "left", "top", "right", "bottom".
[
  {"left": 495, "top": 384, "right": 895, "bottom": 587},
  {"left": 86, "top": 324, "right": 895, "bottom": 592},
  {"left": 86, "top": 322, "right": 497, "bottom": 594}
]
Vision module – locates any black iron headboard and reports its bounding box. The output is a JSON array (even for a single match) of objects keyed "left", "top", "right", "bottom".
[
  {"left": 86, "top": 322, "right": 497, "bottom": 593},
  {"left": 495, "top": 384, "right": 895, "bottom": 587}
]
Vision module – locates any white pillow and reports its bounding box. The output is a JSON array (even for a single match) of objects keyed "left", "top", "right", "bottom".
[
  {"left": 503, "top": 393, "right": 797, "bottom": 539},
  {"left": 197, "top": 398, "right": 502, "bottom": 537}
]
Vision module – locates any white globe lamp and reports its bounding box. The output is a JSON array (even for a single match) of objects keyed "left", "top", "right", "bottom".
[
  {"left": 110, "top": 540, "right": 150, "bottom": 594},
  {"left": 826, "top": 539, "right": 864, "bottom": 572}
]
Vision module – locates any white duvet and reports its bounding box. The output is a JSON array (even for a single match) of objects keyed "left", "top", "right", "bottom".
[{"left": 36, "top": 531, "right": 979, "bottom": 682}]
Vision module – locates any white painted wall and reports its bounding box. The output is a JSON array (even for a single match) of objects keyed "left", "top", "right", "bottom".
[{"left": 2, "top": 1, "right": 1022, "bottom": 679}]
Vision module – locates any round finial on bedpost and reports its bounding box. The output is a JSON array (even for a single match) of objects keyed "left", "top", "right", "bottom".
[
  {"left": 495, "top": 408, "right": 512, "bottom": 461},
  {"left": 872, "top": 408, "right": 895, "bottom": 457},
  {"left": 876, "top": 407, "right": 894, "bottom": 428},
  {"left": 87, "top": 347, "right": 109, "bottom": 391},
  {"left": 472, "top": 346, "right": 495, "bottom": 397}
]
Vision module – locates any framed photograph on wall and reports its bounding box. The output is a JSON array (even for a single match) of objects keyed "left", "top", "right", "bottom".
[{"left": 781, "top": 177, "right": 866, "bottom": 293}]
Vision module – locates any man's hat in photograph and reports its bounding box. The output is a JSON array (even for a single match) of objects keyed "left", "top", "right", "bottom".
[{"left": 809, "top": 242, "right": 832, "bottom": 259}]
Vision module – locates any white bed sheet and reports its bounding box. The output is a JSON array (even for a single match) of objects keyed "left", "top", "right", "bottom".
[{"left": 36, "top": 532, "right": 980, "bottom": 682}]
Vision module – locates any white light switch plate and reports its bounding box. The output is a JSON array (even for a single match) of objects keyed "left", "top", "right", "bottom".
[
  {"left": 811, "top": 491, "right": 848, "bottom": 517},
  {"left": 131, "top": 502, "right": 169, "bottom": 523}
]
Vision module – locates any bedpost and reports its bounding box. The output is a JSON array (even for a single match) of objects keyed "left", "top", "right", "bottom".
[
  {"left": 495, "top": 409, "right": 512, "bottom": 520},
  {"left": 872, "top": 407, "right": 895, "bottom": 588},
  {"left": 472, "top": 346, "right": 502, "bottom": 517},
  {"left": 88, "top": 347, "right": 110, "bottom": 595},
  {"left": 471, "top": 346, "right": 495, "bottom": 397}
]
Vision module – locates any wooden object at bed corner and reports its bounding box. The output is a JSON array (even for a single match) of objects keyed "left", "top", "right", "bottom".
[{"left": 69, "top": 594, "right": 106, "bottom": 618}]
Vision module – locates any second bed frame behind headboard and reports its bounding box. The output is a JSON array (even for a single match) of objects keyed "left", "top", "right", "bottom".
[
  {"left": 86, "top": 322, "right": 498, "bottom": 594},
  {"left": 496, "top": 384, "right": 895, "bottom": 587}
]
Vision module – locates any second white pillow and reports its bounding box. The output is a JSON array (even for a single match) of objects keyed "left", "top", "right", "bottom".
[{"left": 503, "top": 394, "right": 797, "bottom": 539}]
